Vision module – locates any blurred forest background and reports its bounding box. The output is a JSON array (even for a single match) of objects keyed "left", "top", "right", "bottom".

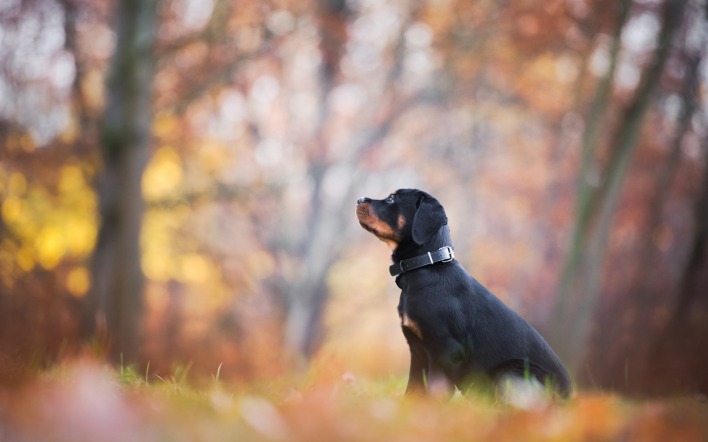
[{"left": 0, "top": 0, "right": 706, "bottom": 397}]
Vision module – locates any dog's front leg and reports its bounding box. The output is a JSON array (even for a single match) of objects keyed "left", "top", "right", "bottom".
[
  {"left": 405, "top": 344, "right": 454, "bottom": 397},
  {"left": 403, "top": 331, "right": 427, "bottom": 394},
  {"left": 425, "top": 338, "right": 465, "bottom": 398},
  {"left": 426, "top": 362, "right": 455, "bottom": 398},
  {"left": 405, "top": 353, "right": 427, "bottom": 395}
]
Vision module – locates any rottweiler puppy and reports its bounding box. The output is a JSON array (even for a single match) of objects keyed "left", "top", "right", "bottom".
[{"left": 356, "top": 189, "right": 572, "bottom": 398}]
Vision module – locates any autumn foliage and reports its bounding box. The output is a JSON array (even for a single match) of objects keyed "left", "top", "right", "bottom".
[
  {"left": 2, "top": 361, "right": 708, "bottom": 442},
  {"left": 1, "top": 2, "right": 707, "bottom": 437}
]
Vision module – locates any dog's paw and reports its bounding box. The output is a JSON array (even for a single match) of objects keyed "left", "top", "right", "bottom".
[{"left": 496, "top": 374, "right": 550, "bottom": 410}]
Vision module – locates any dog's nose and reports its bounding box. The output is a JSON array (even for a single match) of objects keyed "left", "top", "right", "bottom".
[{"left": 357, "top": 197, "right": 370, "bottom": 205}]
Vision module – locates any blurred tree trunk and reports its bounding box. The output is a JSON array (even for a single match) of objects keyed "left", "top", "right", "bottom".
[
  {"left": 283, "top": 0, "right": 350, "bottom": 362},
  {"left": 88, "top": 0, "right": 158, "bottom": 364},
  {"left": 640, "top": 134, "right": 708, "bottom": 395},
  {"left": 548, "top": 0, "right": 629, "bottom": 371},
  {"left": 61, "top": 0, "right": 95, "bottom": 145},
  {"left": 661, "top": 0, "right": 708, "bottom": 352},
  {"left": 282, "top": 0, "right": 425, "bottom": 362},
  {"left": 667, "top": 154, "right": 708, "bottom": 334},
  {"left": 556, "top": 0, "right": 629, "bottom": 305},
  {"left": 550, "top": 0, "right": 689, "bottom": 375},
  {"left": 604, "top": 48, "right": 702, "bottom": 393},
  {"left": 588, "top": 42, "right": 702, "bottom": 393}
]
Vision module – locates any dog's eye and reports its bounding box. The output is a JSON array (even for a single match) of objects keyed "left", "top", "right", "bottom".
[{"left": 385, "top": 195, "right": 395, "bottom": 204}]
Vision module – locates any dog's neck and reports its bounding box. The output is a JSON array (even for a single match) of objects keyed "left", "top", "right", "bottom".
[
  {"left": 391, "top": 225, "right": 453, "bottom": 263},
  {"left": 391, "top": 226, "right": 455, "bottom": 289}
]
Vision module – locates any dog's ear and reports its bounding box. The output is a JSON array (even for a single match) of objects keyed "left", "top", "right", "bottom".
[{"left": 412, "top": 195, "right": 447, "bottom": 245}]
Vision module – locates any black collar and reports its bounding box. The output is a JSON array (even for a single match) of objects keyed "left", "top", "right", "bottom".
[{"left": 389, "top": 246, "right": 455, "bottom": 277}]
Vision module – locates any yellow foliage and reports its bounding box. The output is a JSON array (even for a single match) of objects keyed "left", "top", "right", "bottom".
[
  {"left": 81, "top": 68, "right": 105, "bottom": 111},
  {"left": 4, "top": 133, "right": 34, "bottom": 154},
  {"left": 152, "top": 112, "right": 180, "bottom": 139},
  {"left": 16, "top": 246, "right": 35, "bottom": 272},
  {"left": 142, "top": 206, "right": 223, "bottom": 296},
  {"left": 180, "top": 253, "right": 211, "bottom": 284},
  {"left": 142, "top": 146, "right": 183, "bottom": 201},
  {"left": 141, "top": 208, "right": 191, "bottom": 281},
  {"left": 1, "top": 196, "right": 23, "bottom": 224},
  {"left": 66, "top": 266, "right": 91, "bottom": 297},
  {"left": 142, "top": 248, "right": 172, "bottom": 281},
  {"left": 64, "top": 217, "right": 97, "bottom": 257},
  {"left": 59, "top": 115, "right": 79, "bottom": 144},
  {"left": 58, "top": 165, "right": 86, "bottom": 194},
  {"left": 196, "top": 139, "right": 233, "bottom": 174},
  {"left": 8, "top": 172, "right": 27, "bottom": 195},
  {"left": 35, "top": 226, "right": 66, "bottom": 269},
  {"left": 1, "top": 165, "right": 97, "bottom": 276}
]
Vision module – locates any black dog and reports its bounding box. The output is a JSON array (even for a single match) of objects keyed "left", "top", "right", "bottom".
[{"left": 356, "top": 189, "right": 571, "bottom": 398}]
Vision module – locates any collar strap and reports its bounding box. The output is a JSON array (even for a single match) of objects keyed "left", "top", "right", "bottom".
[{"left": 389, "top": 246, "right": 455, "bottom": 277}]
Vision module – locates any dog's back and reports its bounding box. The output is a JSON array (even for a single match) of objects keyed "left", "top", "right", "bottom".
[
  {"left": 460, "top": 268, "right": 571, "bottom": 395},
  {"left": 400, "top": 262, "right": 572, "bottom": 397}
]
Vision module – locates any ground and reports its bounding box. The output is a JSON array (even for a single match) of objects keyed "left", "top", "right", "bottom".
[{"left": 1, "top": 361, "right": 707, "bottom": 442}]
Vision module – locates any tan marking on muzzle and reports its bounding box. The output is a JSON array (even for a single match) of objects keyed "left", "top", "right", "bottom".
[{"left": 356, "top": 202, "right": 400, "bottom": 249}]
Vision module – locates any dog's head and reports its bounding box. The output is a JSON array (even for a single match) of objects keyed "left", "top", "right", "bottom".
[{"left": 355, "top": 189, "right": 448, "bottom": 251}]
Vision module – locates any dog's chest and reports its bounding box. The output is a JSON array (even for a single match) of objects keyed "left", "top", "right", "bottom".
[{"left": 398, "top": 293, "right": 424, "bottom": 340}]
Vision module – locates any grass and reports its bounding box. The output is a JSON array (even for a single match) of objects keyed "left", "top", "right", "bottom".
[{"left": 2, "top": 360, "right": 707, "bottom": 442}]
